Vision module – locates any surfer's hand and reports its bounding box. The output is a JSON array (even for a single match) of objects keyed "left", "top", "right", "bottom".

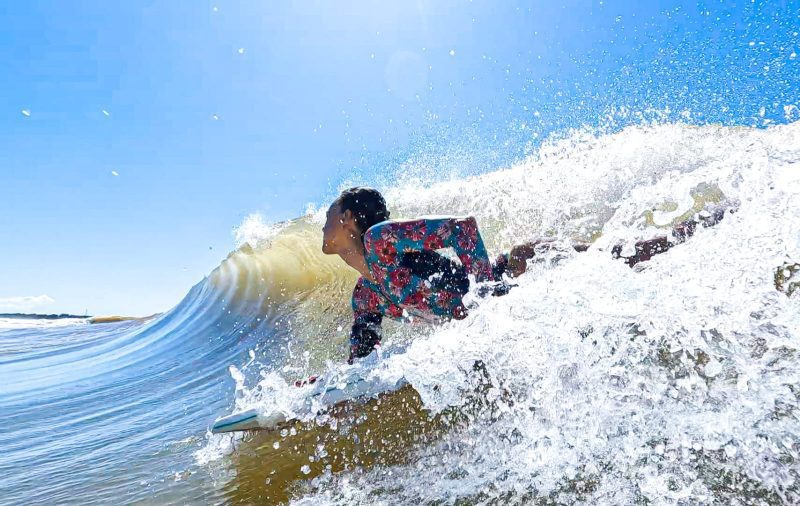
[
  {"left": 349, "top": 318, "right": 382, "bottom": 363},
  {"left": 348, "top": 340, "right": 381, "bottom": 364},
  {"left": 475, "top": 280, "right": 514, "bottom": 298}
]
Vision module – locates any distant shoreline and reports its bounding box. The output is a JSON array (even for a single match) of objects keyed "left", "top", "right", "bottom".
[
  {"left": 0, "top": 312, "right": 91, "bottom": 320},
  {"left": 0, "top": 313, "right": 158, "bottom": 324}
]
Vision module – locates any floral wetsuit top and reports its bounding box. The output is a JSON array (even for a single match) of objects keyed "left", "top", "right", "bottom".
[{"left": 348, "top": 217, "right": 509, "bottom": 362}]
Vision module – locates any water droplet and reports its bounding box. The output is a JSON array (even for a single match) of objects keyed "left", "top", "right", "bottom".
[
  {"left": 449, "top": 49, "right": 456, "bottom": 56},
  {"left": 238, "top": 47, "right": 245, "bottom": 55},
  {"left": 102, "top": 110, "right": 110, "bottom": 116},
  {"left": 21, "top": 109, "right": 30, "bottom": 117},
  {"left": 273, "top": 441, "right": 280, "bottom": 449},
  {"left": 300, "top": 464, "right": 311, "bottom": 475},
  {"left": 111, "top": 170, "right": 119, "bottom": 177}
]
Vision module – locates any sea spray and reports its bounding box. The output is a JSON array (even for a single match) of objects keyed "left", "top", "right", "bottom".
[{"left": 194, "top": 121, "right": 800, "bottom": 504}]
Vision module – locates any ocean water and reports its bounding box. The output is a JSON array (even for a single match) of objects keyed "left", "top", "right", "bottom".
[{"left": 1, "top": 120, "right": 798, "bottom": 504}]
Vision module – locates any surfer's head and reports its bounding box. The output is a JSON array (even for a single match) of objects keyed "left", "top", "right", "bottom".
[{"left": 322, "top": 187, "right": 389, "bottom": 254}]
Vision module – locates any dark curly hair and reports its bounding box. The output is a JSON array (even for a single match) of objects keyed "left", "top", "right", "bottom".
[{"left": 336, "top": 187, "right": 390, "bottom": 242}]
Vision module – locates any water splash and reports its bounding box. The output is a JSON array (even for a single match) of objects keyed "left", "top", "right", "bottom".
[{"left": 244, "top": 120, "right": 800, "bottom": 504}]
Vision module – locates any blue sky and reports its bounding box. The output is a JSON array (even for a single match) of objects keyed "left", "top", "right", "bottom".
[{"left": 1, "top": 1, "right": 797, "bottom": 316}]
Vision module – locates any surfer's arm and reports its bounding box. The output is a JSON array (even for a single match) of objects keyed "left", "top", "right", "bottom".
[
  {"left": 348, "top": 278, "right": 403, "bottom": 363},
  {"left": 368, "top": 217, "right": 494, "bottom": 281},
  {"left": 418, "top": 217, "right": 494, "bottom": 282}
]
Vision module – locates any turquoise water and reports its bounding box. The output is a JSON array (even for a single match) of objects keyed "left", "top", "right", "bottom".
[{"left": 0, "top": 283, "right": 248, "bottom": 503}]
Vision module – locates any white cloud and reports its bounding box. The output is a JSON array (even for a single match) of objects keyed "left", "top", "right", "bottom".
[{"left": 0, "top": 294, "right": 55, "bottom": 312}]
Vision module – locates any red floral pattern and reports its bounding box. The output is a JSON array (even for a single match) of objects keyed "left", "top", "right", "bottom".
[
  {"left": 389, "top": 267, "right": 412, "bottom": 289},
  {"left": 373, "top": 238, "right": 398, "bottom": 265},
  {"left": 405, "top": 221, "right": 427, "bottom": 241},
  {"left": 423, "top": 233, "right": 444, "bottom": 250},
  {"left": 350, "top": 216, "right": 502, "bottom": 357}
]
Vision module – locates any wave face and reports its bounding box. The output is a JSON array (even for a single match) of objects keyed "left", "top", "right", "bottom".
[{"left": 1, "top": 121, "right": 799, "bottom": 504}]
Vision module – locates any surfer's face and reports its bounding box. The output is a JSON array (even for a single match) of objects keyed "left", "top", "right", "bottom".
[{"left": 322, "top": 202, "right": 360, "bottom": 254}]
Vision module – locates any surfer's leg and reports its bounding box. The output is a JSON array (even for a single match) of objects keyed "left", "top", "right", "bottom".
[
  {"left": 611, "top": 236, "right": 672, "bottom": 267},
  {"left": 612, "top": 206, "right": 730, "bottom": 267},
  {"left": 505, "top": 238, "right": 589, "bottom": 278}
]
